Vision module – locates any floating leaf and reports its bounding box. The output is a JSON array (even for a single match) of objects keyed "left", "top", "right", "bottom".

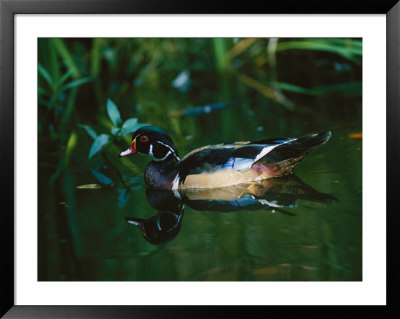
[
  {"left": 107, "top": 99, "right": 122, "bottom": 126},
  {"left": 79, "top": 124, "right": 98, "bottom": 140},
  {"left": 90, "top": 169, "right": 114, "bottom": 186},
  {"left": 76, "top": 184, "right": 102, "bottom": 189},
  {"left": 88, "top": 134, "right": 110, "bottom": 159}
]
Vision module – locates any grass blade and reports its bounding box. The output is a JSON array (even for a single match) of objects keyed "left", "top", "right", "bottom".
[
  {"left": 38, "top": 63, "right": 53, "bottom": 87},
  {"left": 61, "top": 76, "right": 96, "bottom": 92}
]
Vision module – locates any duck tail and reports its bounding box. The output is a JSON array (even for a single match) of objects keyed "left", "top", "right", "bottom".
[
  {"left": 262, "top": 131, "right": 332, "bottom": 163},
  {"left": 294, "top": 131, "right": 332, "bottom": 151},
  {"left": 251, "top": 131, "right": 332, "bottom": 178}
]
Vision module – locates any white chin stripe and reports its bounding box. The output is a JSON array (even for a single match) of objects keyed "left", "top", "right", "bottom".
[{"left": 127, "top": 219, "right": 141, "bottom": 226}]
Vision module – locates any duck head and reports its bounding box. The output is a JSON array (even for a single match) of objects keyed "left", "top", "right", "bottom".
[{"left": 119, "top": 126, "right": 179, "bottom": 161}]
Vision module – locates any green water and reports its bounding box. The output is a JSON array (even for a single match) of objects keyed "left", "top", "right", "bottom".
[
  {"left": 38, "top": 38, "right": 362, "bottom": 281},
  {"left": 38, "top": 126, "right": 361, "bottom": 281}
]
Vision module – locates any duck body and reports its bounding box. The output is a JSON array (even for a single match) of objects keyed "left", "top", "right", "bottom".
[{"left": 120, "top": 126, "right": 331, "bottom": 190}]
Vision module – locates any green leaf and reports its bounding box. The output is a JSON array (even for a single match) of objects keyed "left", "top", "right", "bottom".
[
  {"left": 64, "top": 131, "right": 78, "bottom": 166},
  {"left": 88, "top": 134, "right": 110, "bottom": 159},
  {"left": 107, "top": 99, "right": 122, "bottom": 126},
  {"left": 38, "top": 86, "right": 48, "bottom": 95},
  {"left": 111, "top": 126, "right": 120, "bottom": 136},
  {"left": 79, "top": 124, "right": 98, "bottom": 140},
  {"left": 90, "top": 169, "right": 114, "bottom": 186},
  {"left": 276, "top": 39, "right": 362, "bottom": 64},
  {"left": 213, "top": 38, "right": 229, "bottom": 72},
  {"left": 309, "top": 82, "right": 362, "bottom": 97},
  {"left": 61, "top": 76, "right": 95, "bottom": 92},
  {"left": 121, "top": 118, "right": 139, "bottom": 134},
  {"left": 274, "top": 82, "right": 311, "bottom": 94},
  {"left": 117, "top": 188, "right": 131, "bottom": 208},
  {"left": 38, "top": 63, "right": 53, "bottom": 87},
  {"left": 91, "top": 38, "right": 101, "bottom": 76},
  {"left": 51, "top": 38, "right": 80, "bottom": 78},
  {"left": 275, "top": 81, "right": 362, "bottom": 97},
  {"left": 58, "top": 70, "right": 73, "bottom": 86}
]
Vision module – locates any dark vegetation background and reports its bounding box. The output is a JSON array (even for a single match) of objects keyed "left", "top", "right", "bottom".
[{"left": 38, "top": 38, "right": 361, "bottom": 166}]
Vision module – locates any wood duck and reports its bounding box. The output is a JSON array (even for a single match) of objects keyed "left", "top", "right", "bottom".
[{"left": 119, "top": 126, "right": 332, "bottom": 190}]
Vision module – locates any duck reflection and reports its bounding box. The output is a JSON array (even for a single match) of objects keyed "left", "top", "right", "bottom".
[
  {"left": 125, "top": 191, "right": 184, "bottom": 245},
  {"left": 126, "top": 174, "right": 337, "bottom": 244}
]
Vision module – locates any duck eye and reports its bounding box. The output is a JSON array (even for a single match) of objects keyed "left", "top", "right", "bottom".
[{"left": 139, "top": 135, "right": 148, "bottom": 143}]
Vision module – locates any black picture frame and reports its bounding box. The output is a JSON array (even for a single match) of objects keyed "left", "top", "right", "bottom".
[{"left": 1, "top": 0, "right": 399, "bottom": 317}]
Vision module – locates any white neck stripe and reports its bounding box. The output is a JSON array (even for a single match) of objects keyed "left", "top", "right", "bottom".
[
  {"left": 172, "top": 173, "right": 180, "bottom": 190},
  {"left": 156, "top": 141, "right": 180, "bottom": 161}
]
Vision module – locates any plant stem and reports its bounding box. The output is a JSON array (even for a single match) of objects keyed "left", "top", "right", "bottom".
[{"left": 101, "top": 152, "right": 130, "bottom": 191}]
